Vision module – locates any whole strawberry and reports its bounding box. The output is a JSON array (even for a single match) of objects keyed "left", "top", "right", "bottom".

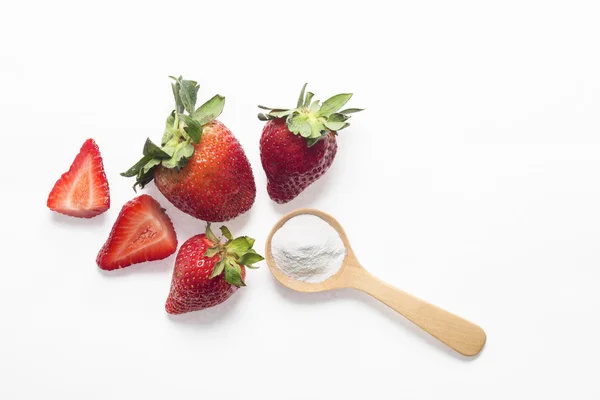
[
  {"left": 258, "top": 84, "right": 362, "bottom": 203},
  {"left": 165, "top": 224, "right": 263, "bottom": 314},
  {"left": 122, "top": 76, "right": 256, "bottom": 222}
]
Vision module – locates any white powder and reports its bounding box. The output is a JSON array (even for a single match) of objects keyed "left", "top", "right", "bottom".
[{"left": 271, "top": 214, "right": 346, "bottom": 283}]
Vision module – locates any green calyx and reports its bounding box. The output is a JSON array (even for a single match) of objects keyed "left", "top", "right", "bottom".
[
  {"left": 203, "top": 223, "right": 264, "bottom": 288},
  {"left": 121, "top": 76, "right": 226, "bottom": 191},
  {"left": 257, "top": 83, "right": 363, "bottom": 146}
]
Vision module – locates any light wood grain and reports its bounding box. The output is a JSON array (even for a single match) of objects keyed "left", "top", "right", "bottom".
[{"left": 265, "top": 208, "right": 486, "bottom": 356}]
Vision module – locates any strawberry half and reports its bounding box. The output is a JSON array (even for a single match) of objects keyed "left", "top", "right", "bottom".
[
  {"left": 97, "top": 194, "right": 177, "bottom": 270},
  {"left": 47, "top": 138, "right": 110, "bottom": 218},
  {"left": 258, "top": 84, "right": 362, "bottom": 203}
]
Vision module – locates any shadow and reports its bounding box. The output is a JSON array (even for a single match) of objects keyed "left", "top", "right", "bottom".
[
  {"left": 51, "top": 211, "right": 109, "bottom": 227},
  {"left": 165, "top": 285, "right": 247, "bottom": 326},
  {"left": 270, "top": 275, "right": 483, "bottom": 361},
  {"left": 96, "top": 253, "right": 176, "bottom": 277},
  {"left": 268, "top": 168, "right": 335, "bottom": 215},
  {"left": 144, "top": 183, "right": 253, "bottom": 240}
]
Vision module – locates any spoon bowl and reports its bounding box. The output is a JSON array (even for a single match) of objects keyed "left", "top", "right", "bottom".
[
  {"left": 265, "top": 208, "right": 487, "bottom": 356},
  {"left": 265, "top": 208, "right": 358, "bottom": 293}
]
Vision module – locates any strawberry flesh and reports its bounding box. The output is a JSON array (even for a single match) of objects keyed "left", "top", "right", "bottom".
[
  {"left": 97, "top": 194, "right": 177, "bottom": 270},
  {"left": 47, "top": 138, "right": 110, "bottom": 218}
]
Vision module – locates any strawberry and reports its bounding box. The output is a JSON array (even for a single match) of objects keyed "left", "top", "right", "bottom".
[
  {"left": 47, "top": 138, "right": 110, "bottom": 218},
  {"left": 97, "top": 194, "right": 177, "bottom": 270},
  {"left": 258, "top": 84, "right": 362, "bottom": 203},
  {"left": 165, "top": 224, "right": 263, "bottom": 314},
  {"left": 122, "top": 76, "right": 256, "bottom": 222}
]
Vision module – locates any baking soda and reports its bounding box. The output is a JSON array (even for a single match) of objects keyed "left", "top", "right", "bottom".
[{"left": 271, "top": 214, "right": 346, "bottom": 283}]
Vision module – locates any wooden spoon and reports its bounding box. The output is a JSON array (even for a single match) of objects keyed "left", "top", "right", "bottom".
[{"left": 265, "top": 208, "right": 486, "bottom": 356}]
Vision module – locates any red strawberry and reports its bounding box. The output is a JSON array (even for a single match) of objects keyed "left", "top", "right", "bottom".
[
  {"left": 154, "top": 120, "right": 256, "bottom": 222},
  {"left": 258, "top": 84, "right": 362, "bottom": 204},
  {"left": 122, "top": 76, "right": 256, "bottom": 222},
  {"left": 260, "top": 119, "right": 338, "bottom": 203},
  {"left": 165, "top": 224, "right": 263, "bottom": 314},
  {"left": 97, "top": 194, "right": 177, "bottom": 270},
  {"left": 47, "top": 138, "right": 110, "bottom": 218}
]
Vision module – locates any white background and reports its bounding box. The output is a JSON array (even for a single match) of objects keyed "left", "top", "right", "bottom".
[{"left": 1, "top": 0, "right": 599, "bottom": 398}]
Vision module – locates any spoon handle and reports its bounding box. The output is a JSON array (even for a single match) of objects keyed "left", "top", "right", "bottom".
[{"left": 350, "top": 271, "right": 486, "bottom": 356}]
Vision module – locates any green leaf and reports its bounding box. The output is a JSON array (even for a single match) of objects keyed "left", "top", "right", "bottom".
[
  {"left": 245, "top": 237, "right": 255, "bottom": 248},
  {"left": 192, "top": 94, "right": 225, "bottom": 126},
  {"left": 309, "top": 101, "right": 321, "bottom": 114},
  {"left": 166, "top": 110, "right": 176, "bottom": 125},
  {"left": 310, "top": 119, "right": 327, "bottom": 139},
  {"left": 328, "top": 113, "right": 348, "bottom": 122},
  {"left": 161, "top": 132, "right": 172, "bottom": 147},
  {"left": 163, "top": 142, "right": 194, "bottom": 169},
  {"left": 323, "top": 113, "right": 350, "bottom": 132},
  {"left": 304, "top": 92, "right": 314, "bottom": 107},
  {"left": 179, "top": 114, "right": 202, "bottom": 143},
  {"left": 268, "top": 109, "right": 294, "bottom": 118},
  {"left": 161, "top": 141, "right": 194, "bottom": 169},
  {"left": 323, "top": 120, "right": 347, "bottom": 131},
  {"left": 142, "top": 158, "right": 161, "bottom": 174},
  {"left": 134, "top": 167, "right": 155, "bottom": 191},
  {"left": 179, "top": 79, "right": 199, "bottom": 114},
  {"left": 237, "top": 252, "right": 264, "bottom": 266},
  {"left": 162, "top": 111, "right": 177, "bottom": 145},
  {"left": 161, "top": 138, "right": 177, "bottom": 157},
  {"left": 258, "top": 113, "right": 269, "bottom": 121},
  {"left": 319, "top": 93, "right": 353, "bottom": 117},
  {"left": 219, "top": 226, "right": 233, "bottom": 240},
  {"left": 143, "top": 138, "right": 171, "bottom": 159},
  {"left": 121, "top": 155, "right": 152, "bottom": 177},
  {"left": 171, "top": 80, "right": 184, "bottom": 114},
  {"left": 227, "top": 237, "right": 251, "bottom": 256},
  {"left": 245, "top": 264, "right": 260, "bottom": 269},
  {"left": 287, "top": 114, "right": 312, "bottom": 138},
  {"left": 224, "top": 260, "right": 245, "bottom": 287},
  {"left": 258, "top": 105, "right": 273, "bottom": 110},
  {"left": 205, "top": 223, "right": 218, "bottom": 243},
  {"left": 297, "top": 83, "right": 308, "bottom": 107},
  {"left": 209, "top": 260, "right": 225, "bottom": 279},
  {"left": 339, "top": 108, "right": 364, "bottom": 114},
  {"left": 204, "top": 246, "right": 220, "bottom": 258}
]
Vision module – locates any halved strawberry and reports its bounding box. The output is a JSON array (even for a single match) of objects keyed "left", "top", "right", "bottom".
[
  {"left": 97, "top": 194, "right": 177, "bottom": 270},
  {"left": 47, "top": 138, "right": 110, "bottom": 218}
]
